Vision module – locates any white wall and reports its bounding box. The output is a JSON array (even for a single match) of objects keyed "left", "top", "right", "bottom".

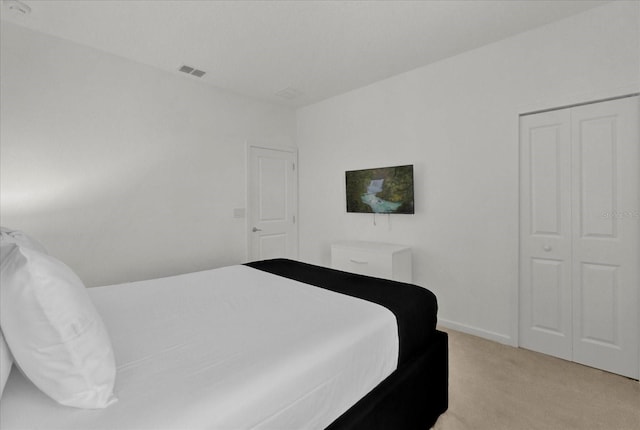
[
  {"left": 0, "top": 22, "right": 296, "bottom": 287},
  {"left": 296, "top": 1, "right": 640, "bottom": 343}
]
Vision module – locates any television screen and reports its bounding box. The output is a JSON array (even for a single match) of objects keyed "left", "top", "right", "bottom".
[{"left": 345, "top": 165, "right": 414, "bottom": 214}]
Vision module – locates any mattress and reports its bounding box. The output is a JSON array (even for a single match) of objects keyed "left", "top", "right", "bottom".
[{"left": 0, "top": 264, "right": 399, "bottom": 430}]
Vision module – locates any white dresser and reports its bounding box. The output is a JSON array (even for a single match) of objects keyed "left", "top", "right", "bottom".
[{"left": 331, "top": 241, "right": 412, "bottom": 283}]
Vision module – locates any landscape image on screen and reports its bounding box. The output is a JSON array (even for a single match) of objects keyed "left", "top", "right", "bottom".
[{"left": 345, "top": 165, "right": 414, "bottom": 214}]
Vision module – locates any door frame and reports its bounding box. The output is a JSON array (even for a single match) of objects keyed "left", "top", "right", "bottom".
[
  {"left": 514, "top": 90, "right": 640, "bottom": 380},
  {"left": 245, "top": 141, "right": 299, "bottom": 262}
]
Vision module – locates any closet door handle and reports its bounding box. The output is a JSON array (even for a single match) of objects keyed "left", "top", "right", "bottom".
[{"left": 543, "top": 245, "right": 552, "bottom": 252}]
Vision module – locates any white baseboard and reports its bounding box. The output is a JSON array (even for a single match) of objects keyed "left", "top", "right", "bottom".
[{"left": 437, "top": 318, "right": 514, "bottom": 346}]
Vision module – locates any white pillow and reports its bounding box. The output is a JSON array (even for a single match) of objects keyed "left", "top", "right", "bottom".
[
  {"left": 0, "top": 244, "right": 117, "bottom": 408},
  {"left": 0, "top": 226, "right": 48, "bottom": 255},
  {"left": 0, "top": 328, "right": 13, "bottom": 398}
]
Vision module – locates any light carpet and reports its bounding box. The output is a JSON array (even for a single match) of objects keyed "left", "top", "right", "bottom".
[{"left": 433, "top": 328, "right": 640, "bottom": 430}]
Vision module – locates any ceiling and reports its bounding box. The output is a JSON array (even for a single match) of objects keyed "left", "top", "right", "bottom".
[{"left": 1, "top": 0, "right": 611, "bottom": 107}]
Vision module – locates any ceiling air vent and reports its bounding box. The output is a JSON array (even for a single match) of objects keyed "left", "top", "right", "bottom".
[
  {"left": 5, "top": 0, "right": 31, "bottom": 14},
  {"left": 178, "top": 65, "right": 206, "bottom": 78},
  {"left": 275, "top": 87, "right": 302, "bottom": 100}
]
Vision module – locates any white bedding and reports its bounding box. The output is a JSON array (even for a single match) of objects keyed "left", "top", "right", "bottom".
[{"left": 0, "top": 265, "right": 399, "bottom": 429}]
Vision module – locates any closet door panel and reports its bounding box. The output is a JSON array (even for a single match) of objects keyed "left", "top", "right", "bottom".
[
  {"left": 579, "top": 262, "right": 618, "bottom": 346},
  {"left": 571, "top": 97, "right": 639, "bottom": 379},
  {"left": 519, "top": 109, "right": 573, "bottom": 360},
  {"left": 577, "top": 116, "right": 617, "bottom": 238}
]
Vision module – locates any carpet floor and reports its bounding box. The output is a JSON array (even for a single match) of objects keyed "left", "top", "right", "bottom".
[{"left": 433, "top": 328, "right": 640, "bottom": 430}]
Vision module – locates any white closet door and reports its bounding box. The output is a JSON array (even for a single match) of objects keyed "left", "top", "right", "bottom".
[
  {"left": 520, "top": 96, "right": 639, "bottom": 379},
  {"left": 519, "top": 109, "right": 573, "bottom": 361},
  {"left": 570, "top": 97, "right": 639, "bottom": 378}
]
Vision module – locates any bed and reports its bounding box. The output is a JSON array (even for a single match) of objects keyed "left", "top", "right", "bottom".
[{"left": 0, "top": 235, "right": 447, "bottom": 430}]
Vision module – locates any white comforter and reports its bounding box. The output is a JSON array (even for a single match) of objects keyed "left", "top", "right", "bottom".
[{"left": 1, "top": 265, "right": 398, "bottom": 429}]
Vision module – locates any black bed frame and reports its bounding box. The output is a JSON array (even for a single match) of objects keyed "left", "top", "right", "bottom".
[{"left": 327, "top": 330, "right": 448, "bottom": 430}]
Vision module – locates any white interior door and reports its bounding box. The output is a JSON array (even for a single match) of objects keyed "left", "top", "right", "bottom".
[
  {"left": 520, "top": 96, "right": 639, "bottom": 379},
  {"left": 570, "top": 98, "right": 639, "bottom": 378},
  {"left": 519, "top": 108, "right": 573, "bottom": 361},
  {"left": 247, "top": 145, "right": 298, "bottom": 261}
]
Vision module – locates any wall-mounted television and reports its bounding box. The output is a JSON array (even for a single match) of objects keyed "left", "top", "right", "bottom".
[{"left": 345, "top": 165, "right": 414, "bottom": 214}]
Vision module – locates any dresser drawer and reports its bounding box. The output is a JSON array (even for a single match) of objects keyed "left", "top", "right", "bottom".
[
  {"left": 331, "top": 247, "right": 393, "bottom": 279},
  {"left": 330, "top": 241, "right": 412, "bottom": 283}
]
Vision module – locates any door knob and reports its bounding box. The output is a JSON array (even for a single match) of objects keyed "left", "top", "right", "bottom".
[
  {"left": 252, "top": 227, "right": 262, "bottom": 232},
  {"left": 543, "top": 245, "right": 552, "bottom": 252}
]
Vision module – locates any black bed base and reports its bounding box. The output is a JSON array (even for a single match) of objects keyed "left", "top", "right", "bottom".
[{"left": 326, "top": 330, "right": 448, "bottom": 430}]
